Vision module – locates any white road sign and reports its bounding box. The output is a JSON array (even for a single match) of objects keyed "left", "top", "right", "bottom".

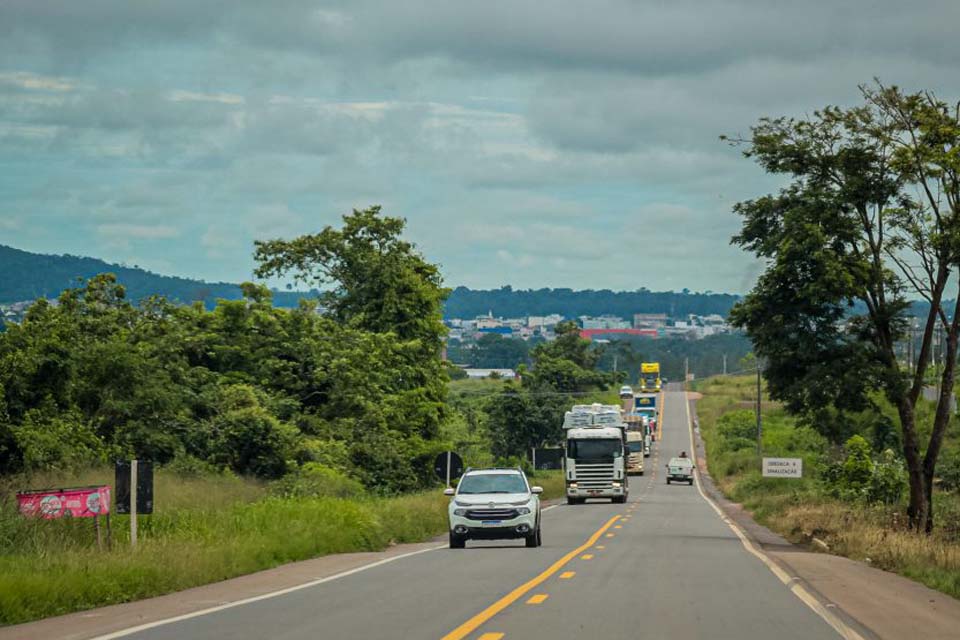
[{"left": 762, "top": 457, "right": 802, "bottom": 478}]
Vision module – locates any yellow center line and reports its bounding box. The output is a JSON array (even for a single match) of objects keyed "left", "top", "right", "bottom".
[
  {"left": 559, "top": 571, "right": 576, "bottom": 579},
  {"left": 580, "top": 554, "right": 594, "bottom": 560},
  {"left": 526, "top": 594, "right": 548, "bottom": 605},
  {"left": 478, "top": 634, "right": 505, "bottom": 640},
  {"left": 439, "top": 515, "right": 620, "bottom": 640},
  {"left": 614, "top": 525, "right": 622, "bottom": 529},
  {"left": 595, "top": 545, "right": 605, "bottom": 550},
  {"left": 605, "top": 533, "right": 615, "bottom": 538}
]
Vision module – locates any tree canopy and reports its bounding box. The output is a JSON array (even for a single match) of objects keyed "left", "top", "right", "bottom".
[{"left": 729, "top": 83, "right": 960, "bottom": 531}]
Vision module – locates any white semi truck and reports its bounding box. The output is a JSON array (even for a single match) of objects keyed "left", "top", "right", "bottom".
[{"left": 563, "top": 404, "right": 628, "bottom": 504}]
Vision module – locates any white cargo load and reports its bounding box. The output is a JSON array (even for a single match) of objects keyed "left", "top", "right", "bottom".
[{"left": 563, "top": 403, "right": 624, "bottom": 429}]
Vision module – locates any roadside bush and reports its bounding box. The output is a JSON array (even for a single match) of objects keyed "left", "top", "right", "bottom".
[
  {"left": 716, "top": 410, "right": 757, "bottom": 440},
  {"left": 270, "top": 463, "right": 366, "bottom": 499},
  {"left": 824, "top": 436, "right": 906, "bottom": 504},
  {"left": 867, "top": 449, "right": 907, "bottom": 505},
  {"left": 938, "top": 450, "right": 960, "bottom": 492},
  {"left": 842, "top": 435, "right": 873, "bottom": 486},
  {"left": 164, "top": 455, "right": 225, "bottom": 478}
]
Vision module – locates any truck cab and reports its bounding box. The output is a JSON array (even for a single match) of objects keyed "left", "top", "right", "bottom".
[{"left": 564, "top": 404, "right": 628, "bottom": 504}]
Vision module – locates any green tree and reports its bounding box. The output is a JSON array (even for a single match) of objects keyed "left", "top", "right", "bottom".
[
  {"left": 253, "top": 206, "right": 448, "bottom": 351},
  {"left": 728, "top": 84, "right": 960, "bottom": 531}
]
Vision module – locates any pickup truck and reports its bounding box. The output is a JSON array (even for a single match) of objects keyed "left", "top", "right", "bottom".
[{"left": 666, "top": 457, "right": 694, "bottom": 485}]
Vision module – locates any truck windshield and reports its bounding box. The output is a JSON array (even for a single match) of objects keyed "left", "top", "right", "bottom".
[
  {"left": 568, "top": 439, "right": 622, "bottom": 460},
  {"left": 457, "top": 474, "right": 528, "bottom": 495},
  {"left": 627, "top": 441, "right": 644, "bottom": 453}
]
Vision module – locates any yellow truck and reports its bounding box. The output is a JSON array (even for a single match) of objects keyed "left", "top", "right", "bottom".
[{"left": 640, "top": 362, "right": 661, "bottom": 392}]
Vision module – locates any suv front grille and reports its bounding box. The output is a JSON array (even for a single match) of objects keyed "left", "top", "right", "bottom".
[{"left": 465, "top": 508, "right": 519, "bottom": 520}]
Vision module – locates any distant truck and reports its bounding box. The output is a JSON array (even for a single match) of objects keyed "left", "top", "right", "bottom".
[
  {"left": 640, "top": 362, "right": 661, "bottom": 392},
  {"left": 633, "top": 392, "right": 659, "bottom": 440},
  {"left": 563, "top": 404, "right": 628, "bottom": 504},
  {"left": 626, "top": 431, "right": 645, "bottom": 475}
]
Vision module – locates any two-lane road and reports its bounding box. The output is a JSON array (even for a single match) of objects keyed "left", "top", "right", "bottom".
[{"left": 110, "top": 387, "right": 841, "bottom": 640}]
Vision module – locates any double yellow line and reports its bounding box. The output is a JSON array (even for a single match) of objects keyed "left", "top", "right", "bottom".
[{"left": 440, "top": 514, "right": 622, "bottom": 640}]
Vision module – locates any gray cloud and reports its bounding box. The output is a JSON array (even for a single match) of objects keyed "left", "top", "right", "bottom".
[{"left": 1, "top": 1, "right": 957, "bottom": 292}]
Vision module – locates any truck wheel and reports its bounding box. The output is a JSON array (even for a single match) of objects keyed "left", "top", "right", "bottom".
[
  {"left": 666, "top": 478, "right": 671, "bottom": 485},
  {"left": 566, "top": 497, "right": 581, "bottom": 505},
  {"left": 639, "top": 470, "right": 644, "bottom": 476},
  {"left": 449, "top": 532, "right": 465, "bottom": 549},
  {"left": 688, "top": 478, "right": 694, "bottom": 485},
  {"left": 536, "top": 526, "right": 543, "bottom": 547}
]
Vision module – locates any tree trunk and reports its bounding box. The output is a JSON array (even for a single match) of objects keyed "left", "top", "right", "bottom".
[
  {"left": 897, "top": 400, "right": 928, "bottom": 531},
  {"left": 922, "top": 328, "right": 959, "bottom": 532}
]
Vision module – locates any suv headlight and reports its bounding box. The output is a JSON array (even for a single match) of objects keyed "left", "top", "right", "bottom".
[
  {"left": 516, "top": 507, "right": 531, "bottom": 515},
  {"left": 453, "top": 508, "right": 468, "bottom": 516}
]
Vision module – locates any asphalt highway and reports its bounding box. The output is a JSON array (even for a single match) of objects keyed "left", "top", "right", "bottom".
[{"left": 118, "top": 386, "right": 840, "bottom": 640}]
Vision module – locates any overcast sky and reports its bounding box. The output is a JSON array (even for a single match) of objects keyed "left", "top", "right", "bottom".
[{"left": 1, "top": 1, "right": 957, "bottom": 293}]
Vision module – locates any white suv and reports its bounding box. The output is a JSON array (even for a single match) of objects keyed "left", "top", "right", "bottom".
[{"left": 444, "top": 468, "right": 543, "bottom": 549}]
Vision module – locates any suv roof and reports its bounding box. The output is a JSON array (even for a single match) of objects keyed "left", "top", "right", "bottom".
[{"left": 462, "top": 467, "right": 525, "bottom": 476}]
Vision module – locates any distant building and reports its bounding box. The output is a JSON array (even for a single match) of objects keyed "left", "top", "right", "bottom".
[
  {"left": 463, "top": 368, "right": 518, "bottom": 379},
  {"left": 579, "top": 315, "right": 631, "bottom": 330},
  {"left": 478, "top": 326, "right": 513, "bottom": 337},
  {"left": 527, "top": 314, "right": 564, "bottom": 329},
  {"left": 633, "top": 313, "right": 668, "bottom": 329},
  {"left": 579, "top": 328, "right": 658, "bottom": 341}
]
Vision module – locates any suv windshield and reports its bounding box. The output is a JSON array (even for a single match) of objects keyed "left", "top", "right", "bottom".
[
  {"left": 568, "top": 439, "right": 623, "bottom": 460},
  {"left": 627, "top": 441, "right": 644, "bottom": 453},
  {"left": 457, "top": 473, "right": 528, "bottom": 495}
]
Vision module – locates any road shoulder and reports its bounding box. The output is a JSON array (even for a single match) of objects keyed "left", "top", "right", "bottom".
[
  {"left": 688, "top": 393, "right": 960, "bottom": 640},
  {"left": 0, "top": 540, "right": 443, "bottom": 640}
]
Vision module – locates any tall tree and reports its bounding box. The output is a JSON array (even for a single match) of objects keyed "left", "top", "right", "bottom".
[
  {"left": 728, "top": 84, "right": 960, "bottom": 532},
  {"left": 254, "top": 206, "right": 448, "bottom": 355}
]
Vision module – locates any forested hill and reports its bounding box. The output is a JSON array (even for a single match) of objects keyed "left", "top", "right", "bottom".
[
  {"left": 444, "top": 286, "right": 740, "bottom": 319},
  {"left": 0, "top": 245, "right": 307, "bottom": 307}
]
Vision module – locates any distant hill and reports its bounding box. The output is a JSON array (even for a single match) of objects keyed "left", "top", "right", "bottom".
[
  {"left": 0, "top": 245, "right": 309, "bottom": 308},
  {"left": 443, "top": 285, "right": 741, "bottom": 320}
]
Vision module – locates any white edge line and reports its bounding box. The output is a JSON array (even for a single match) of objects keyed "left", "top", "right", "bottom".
[
  {"left": 94, "top": 500, "right": 565, "bottom": 639},
  {"left": 682, "top": 389, "right": 866, "bottom": 640},
  {"left": 89, "top": 544, "right": 446, "bottom": 640}
]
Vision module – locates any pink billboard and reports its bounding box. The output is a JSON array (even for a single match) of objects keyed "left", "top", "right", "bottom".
[{"left": 17, "top": 486, "right": 111, "bottom": 519}]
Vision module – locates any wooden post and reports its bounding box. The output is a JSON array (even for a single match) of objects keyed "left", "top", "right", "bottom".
[
  {"left": 130, "top": 459, "right": 138, "bottom": 549},
  {"left": 95, "top": 514, "right": 102, "bottom": 551},
  {"left": 106, "top": 513, "right": 113, "bottom": 549}
]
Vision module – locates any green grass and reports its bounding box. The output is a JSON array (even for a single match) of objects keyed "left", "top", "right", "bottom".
[
  {"left": 0, "top": 466, "right": 567, "bottom": 626},
  {"left": 694, "top": 375, "right": 960, "bottom": 600}
]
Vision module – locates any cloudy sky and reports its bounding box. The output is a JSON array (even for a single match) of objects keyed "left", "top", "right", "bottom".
[{"left": 1, "top": 1, "right": 957, "bottom": 293}]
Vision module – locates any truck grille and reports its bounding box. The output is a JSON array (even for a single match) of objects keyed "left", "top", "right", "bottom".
[
  {"left": 573, "top": 463, "right": 615, "bottom": 489},
  {"left": 465, "top": 508, "right": 519, "bottom": 520}
]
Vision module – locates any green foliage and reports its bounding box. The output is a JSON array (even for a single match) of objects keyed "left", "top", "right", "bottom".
[
  {"left": 938, "top": 451, "right": 960, "bottom": 492},
  {"left": 0, "top": 467, "right": 450, "bottom": 625},
  {"left": 728, "top": 83, "right": 960, "bottom": 530},
  {"left": 443, "top": 285, "right": 739, "bottom": 319},
  {"left": 270, "top": 463, "right": 366, "bottom": 499},
  {"left": 0, "top": 209, "right": 451, "bottom": 494},
  {"left": 822, "top": 436, "right": 906, "bottom": 504},
  {"left": 0, "top": 244, "right": 308, "bottom": 309},
  {"left": 483, "top": 322, "right": 619, "bottom": 459}
]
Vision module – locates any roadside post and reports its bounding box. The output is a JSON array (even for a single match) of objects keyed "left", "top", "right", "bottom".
[
  {"left": 434, "top": 451, "right": 464, "bottom": 488},
  {"left": 115, "top": 460, "right": 154, "bottom": 549}
]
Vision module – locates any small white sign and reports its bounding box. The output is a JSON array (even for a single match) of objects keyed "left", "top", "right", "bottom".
[{"left": 762, "top": 457, "right": 802, "bottom": 478}]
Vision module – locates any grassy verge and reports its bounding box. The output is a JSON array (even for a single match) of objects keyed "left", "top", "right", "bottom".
[
  {"left": 693, "top": 375, "right": 960, "bottom": 600},
  {"left": 0, "top": 467, "right": 565, "bottom": 626}
]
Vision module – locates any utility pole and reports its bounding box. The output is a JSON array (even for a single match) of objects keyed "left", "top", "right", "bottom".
[
  {"left": 722, "top": 353, "right": 727, "bottom": 375},
  {"left": 684, "top": 357, "right": 689, "bottom": 382},
  {"left": 756, "top": 364, "right": 762, "bottom": 456}
]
